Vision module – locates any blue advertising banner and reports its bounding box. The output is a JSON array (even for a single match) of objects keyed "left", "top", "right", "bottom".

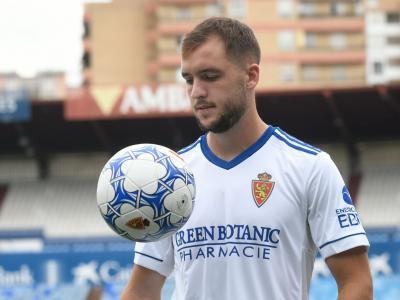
[
  {"left": 313, "top": 227, "right": 400, "bottom": 278},
  {"left": 310, "top": 227, "right": 400, "bottom": 299},
  {"left": 0, "top": 228, "right": 399, "bottom": 299},
  {"left": 0, "top": 90, "right": 31, "bottom": 123},
  {"left": 0, "top": 238, "right": 134, "bottom": 287}
]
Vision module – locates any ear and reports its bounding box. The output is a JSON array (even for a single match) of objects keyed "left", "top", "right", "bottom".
[{"left": 246, "top": 63, "right": 259, "bottom": 89}]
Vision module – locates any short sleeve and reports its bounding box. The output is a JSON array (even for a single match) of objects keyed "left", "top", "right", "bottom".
[
  {"left": 134, "top": 236, "right": 174, "bottom": 277},
  {"left": 306, "top": 152, "right": 369, "bottom": 259}
]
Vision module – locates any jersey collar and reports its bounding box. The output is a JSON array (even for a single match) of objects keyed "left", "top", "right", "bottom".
[{"left": 200, "top": 125, "right": 276, "bottom": 170}]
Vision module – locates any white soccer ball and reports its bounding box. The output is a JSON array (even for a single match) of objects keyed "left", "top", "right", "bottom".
[{"left": 96, "top": 144, "right": 195, "bottom": 242}]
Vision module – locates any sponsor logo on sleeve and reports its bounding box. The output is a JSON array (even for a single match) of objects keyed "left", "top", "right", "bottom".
[
  {"left": 342, "top": 185, "right": 353, "bottom": 205},
  {"left": 336, "top": 185, "right": 361, "bottom": 228}
]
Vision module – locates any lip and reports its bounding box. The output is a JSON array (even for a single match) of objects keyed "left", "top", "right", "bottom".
[
  {"left": 195, "top": 107, "right": 215, "bottom": 115},
  {"left": 194, "top": 103, "right": 215, "bottom": 111}
]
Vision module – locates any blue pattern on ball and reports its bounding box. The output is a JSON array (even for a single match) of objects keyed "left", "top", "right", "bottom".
[{"left": 97, "top": 144, "right": 195, "bottom": 242}]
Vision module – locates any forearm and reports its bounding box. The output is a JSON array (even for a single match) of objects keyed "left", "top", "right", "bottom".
[
  {"left": 337, "top": 279, "right": 373, "bottom": 300},
  {"left": 120, "top": 286, "right": 161, "bottom": 300},
  {"left": 326, "top": 247, "right": 373, "bottom": 300},
  {"left": 120, "top": 265, "right": 165, "bottom": 300}
]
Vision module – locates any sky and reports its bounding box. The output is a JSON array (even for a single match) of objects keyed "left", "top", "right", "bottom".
[{"left": 0, "top": 0, "right": 111, "bottom": 87}]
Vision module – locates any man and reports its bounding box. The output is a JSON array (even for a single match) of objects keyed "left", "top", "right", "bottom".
[{"left": 121, "top": 17, "right": 372, "bottom": 300}]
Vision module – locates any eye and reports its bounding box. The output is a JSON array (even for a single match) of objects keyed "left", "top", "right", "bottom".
[
  {"left": 182, "top": 75, "right": 193, "bottom": 85},
  {"left": 184, "top": 77, "right": 193, "bottom": 85},
  {"left": 202, "top": 72, "right": 219, "bottom": 81}
]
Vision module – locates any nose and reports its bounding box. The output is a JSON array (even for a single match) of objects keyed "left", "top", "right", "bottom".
[{"left": 190, "top": 79, "right": 207, "bottom": 100}]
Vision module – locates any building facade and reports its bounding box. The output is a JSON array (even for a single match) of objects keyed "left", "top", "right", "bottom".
[
  {"left": 82, "top": 0, "right": 399, "bottom": 91},
  {"left": 0, "top": 72, "right": 66, "bottom": 101},
  {"left": 365, "top": 0, "right": 400, "bottom": 85}
]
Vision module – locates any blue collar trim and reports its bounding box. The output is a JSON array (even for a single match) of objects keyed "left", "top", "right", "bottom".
[{"left": 200, "top": 126, "right": 276, "bottom": 170}]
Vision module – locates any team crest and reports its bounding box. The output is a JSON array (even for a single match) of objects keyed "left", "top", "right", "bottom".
[{"left": 252, "top": 172, "right": 275, "bottom": 207}]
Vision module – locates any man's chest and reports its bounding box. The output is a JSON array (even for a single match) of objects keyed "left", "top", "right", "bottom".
[
  {"left": 187, "top": 165, "right": 305, "bottom": 226},
  {"left": 172, "top": 164, "right": 308, "bottom": 261}
]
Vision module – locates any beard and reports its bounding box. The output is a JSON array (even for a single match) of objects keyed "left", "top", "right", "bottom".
[{"left": 195, "top": 81, "right": 248, "bottom": 133}]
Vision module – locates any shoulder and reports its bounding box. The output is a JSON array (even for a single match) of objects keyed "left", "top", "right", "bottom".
[
  {"left": 269, "top": 127, "right": 322, "bottom": 157},
  {"left": 267, "top": 127, "right": 337, "bottom": 177},
  {"left": 178, "top": 136, "right": 202, "bottom": 155},
  {"left": 177, "top": 136, "right": 203, "bottom": 160}
]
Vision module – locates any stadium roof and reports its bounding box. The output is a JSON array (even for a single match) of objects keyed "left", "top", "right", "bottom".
[{"left": 0, "top": 84, "right": 399, "bottom": 157}]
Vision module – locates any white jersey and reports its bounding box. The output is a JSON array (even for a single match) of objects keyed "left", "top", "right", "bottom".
[{"left": 134, "top": 126, "right": 369, "bottom": 300}]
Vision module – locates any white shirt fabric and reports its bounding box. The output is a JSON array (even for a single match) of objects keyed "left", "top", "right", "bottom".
[{"left": 134, "top": 125, "right": 369, "bottom": 300}]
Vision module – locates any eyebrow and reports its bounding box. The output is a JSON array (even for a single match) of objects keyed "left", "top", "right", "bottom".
[
  {"left": 181, "top": 68, "right": 221, "bottom": 78},
  {"left": 199, "top": 68, "right": 220, "bottom": 75}
]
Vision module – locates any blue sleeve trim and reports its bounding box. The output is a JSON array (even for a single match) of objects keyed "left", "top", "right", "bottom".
[
  {"left": 276, "top": 128, "right": 321, "bottom": 153},
  {"left": 134, "top": 251, "right": 163, "bottom": 262},
  {"left": 319, "top": 232, "right": 367, "bottom": 250},
  {"left": 273, "top": 132, "right": 319, "bottom": 155}
]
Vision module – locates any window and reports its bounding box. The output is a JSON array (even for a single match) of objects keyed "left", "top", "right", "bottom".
[
  {"left": 206, "top": 3, "right": 223, "bottom": 17},
  {"left": 83, "top": 21, "right": 91, "bottom": 39},
  {"left": 280, "top": 64, "right": 295, "bottom": 82},
  {"left": 305, "top": 32, "right": 316, "bottom": 48},
  {"left": 331, "top": 66, "right": 346, "bottom": 80},
  {"left": 387, "top": 13, "right": 400, "bottom": 24},
  {"left": 354, "top": 0, "right": 363, "bottom": 16},
  {"left": 373, "top": 62, "right": 383, "bottom": 74},
  {"left": 278, "top": 31, "right": 295, "bottom": 50},
  {"left": 366, "top": 12, "right": 383, "bottom": 23},
  {"left": 367, "top": 0, "right": 378, "bottom": 8},
  {"left": 298, "top": 3, "right": 315, "bottom": 17},
  {"left": 302, "top": 66, "right": 317, "bottom": 81},
  {"left": 277, "top": 0, "right": 294, "bottom": 18},
  {"left": 368, "top": 35, "right": 384, "bottom": 48},
  {"left": 330, "top": 3, "right": 347, "bottom": 16},
  {"left": 387, "top": 36, "right": 400, "bottom": 45},
  {"left": 176, "top": 8, "right": 191, "bottom": 20},
  {"left": 388, "top": 58, "right": 400, "bottom": 66},
  {"left": 82, "top": 51, "right": 91, "bottom": 68},
  {"left": 227, "top": 0, "right": 246, "bottom": 19},
  {"left": 330, "top": 33, "right": 347, "bottom": 49}
]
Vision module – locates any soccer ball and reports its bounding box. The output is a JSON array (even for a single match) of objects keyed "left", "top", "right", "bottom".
[{"left": 96, "top": 144, "right": 195, "bottom": 242}]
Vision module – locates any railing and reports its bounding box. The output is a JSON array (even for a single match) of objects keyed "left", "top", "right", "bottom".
[
  {"left": 298, "top": 45, "right": 365, "bottom": 51},
  {"left": 300, "top": 75, "right": 365, "bottom": 83},
  {"left": 298, "top": 12, "right": 363, "bottom": 18}
]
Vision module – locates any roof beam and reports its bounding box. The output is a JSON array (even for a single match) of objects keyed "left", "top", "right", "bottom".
[{"left": 322, "top": 89, "right": 361, "bottom": 205}]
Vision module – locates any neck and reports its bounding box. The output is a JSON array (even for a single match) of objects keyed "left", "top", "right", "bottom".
[{"left": 207, "top": 106, "right": 268, "bottom": 161}]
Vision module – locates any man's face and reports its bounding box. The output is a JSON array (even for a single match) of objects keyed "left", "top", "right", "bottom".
[{"left": 181, "top": 36, "right": 249, "bottom": 133}]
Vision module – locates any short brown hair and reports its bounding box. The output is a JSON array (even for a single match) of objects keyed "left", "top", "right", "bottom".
[{"left": 181, "top": 17, "right": 261, "bottom": 67}]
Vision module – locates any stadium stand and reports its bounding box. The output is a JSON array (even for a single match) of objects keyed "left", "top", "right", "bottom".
[
  {"left": 319, "top": 143, "right": 350, "bottom": 183},
  {"left": 0, "top": 141, "right": 398, "bottom": 238},
  {"left": 0, "top": 185, "right": 7, "bottom": 209},
  {"left": 0, "top": 178, "right": 111, "bottom": 238},
  {"left": 358, "top": 166, "right": 400, "bottom": 227},
  {"left": 0, "top": 87, "right": 399, "bottom": 299},
  {"left": 48, "top": 153, "right": 108, "bottom": 179},
  {"left": 0, "top": 153, "right": 112, "bottom": 238},
  {"left": 357, "top": 141, "right": 400, "bottom": 227},
  {"left": 0, "top": 156, "right": 38, "bottom": 183}
]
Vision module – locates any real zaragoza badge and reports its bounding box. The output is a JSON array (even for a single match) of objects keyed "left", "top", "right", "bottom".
[{"left": 252, "top": 172, "right": 275, "bottom": 207}]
